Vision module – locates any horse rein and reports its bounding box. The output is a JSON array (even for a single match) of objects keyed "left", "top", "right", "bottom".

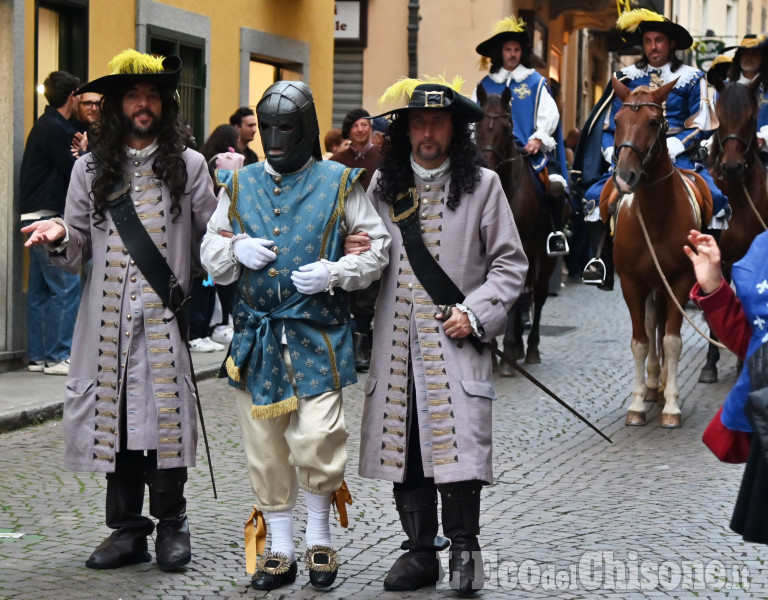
[
  {"left": 613, "top": 101, "right": 670, "bottom": 179},
  {"left": 712, "top": 116, "right": 757, "bottom": 179}
]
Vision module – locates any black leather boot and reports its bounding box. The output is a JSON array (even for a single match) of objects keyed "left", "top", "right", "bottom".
[
  {"left": 86, "top": 456, "right": 154, "bottom": 569},
  {"left": 384, "top": 486, "right": 442, "bottom": 591},
  {"left": 148, "top": 465, "right": 191, "bottom": 572},
  {"left": 439, "top": 480, "right": 484, "bottom": 595},
  {"left": 353, "top": 332, "right": 370, "bottom": 372}
]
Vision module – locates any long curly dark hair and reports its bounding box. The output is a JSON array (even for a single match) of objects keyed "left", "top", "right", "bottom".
[
  {"left": 373, "top": 111, "right": 485, "bottom": 211},
  {"left": 727, "top": 48, "right": 768, "bottom": 91},
  {"left": 87, "top": 84, "right": 189, "bottom": 226}
]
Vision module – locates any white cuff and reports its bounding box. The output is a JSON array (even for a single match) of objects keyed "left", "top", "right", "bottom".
[
  {"left": 320, "top": 258, "right": 336, "bottom": 294},
  {"left": 602, "top": 146, "right": 614, "bottom": 164},
  {"left": 530, "top": 132, "right": 556, "bottom": 153},
  {"left": 455, "top": 303, "right": 483, "bottom": 337}
]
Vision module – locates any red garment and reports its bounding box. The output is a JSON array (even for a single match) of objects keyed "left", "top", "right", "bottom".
[
  {"left": 329, "top": 144, "right": 382, "bottom": 191},
  {"left": 690, "top": 279, "right": 751, "bottom": 360}
]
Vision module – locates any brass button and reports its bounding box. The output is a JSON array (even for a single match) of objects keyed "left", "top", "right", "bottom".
[
  {"left": 125, "top": 331, "right": 130, "bottom": 337},
  {"left": 425, "top": 184, "right": 431, "bottom": 191},
  {"left": 126, "top": 315, "right": 132, "bottom": 321},
  {"left": 122, "top": 350, "right": 127, "bottom": 355},
  {"left": 422, "top": 198, "right": 429, "bottom": 205},
  {"left": 273, "top": 208, "right": 281, "bottom": 215},
  {"left": 134, "top": 186, "right": 141, "bottom": 192},
  {"left": 273, "top": 187, "right": 282, "bottom": 195},
  {"left": 273, "top": 227, "right": 280, "bottom": 236},
  {"left": 491, "top": 298, "right": 499, "bottom": 305},
  {"left": 268, "top": 268, "right": 278, "bottom": 277},
  {"left": 118, "top": 276, "right": 124, "bottom": 283},
  {"left": 131, "top": 277, "right": 136, "bottom": 283},
  {"left": 131, "top": 294, "right": 136, "bottom": 301},
  {"left": 120, "top": 261, "right": 126, "bottom": 268},
  {"left": 134, "top": 161, "right": 140, "bottom": 167},
  {"left": 134, "top": 171, "right": 141, "bottom": 177},
  {"left": 271, "top": 246, "right": 279, "bottom": 254},
  {"left": 420, "top": 226, "right": 425, "bottom": 233},
  {"left": 274, "top": 175, "right": 282, "bottom": 184},
  {"left": 408, "top": 283, "right": 413, "bottom": 290},
  {"left": 421, "top": 212, "right": 427, "bottom": 219},
  {"left": 130, "top": 260, "right": 135, "bottom": 266},
  {"left": 122, "top": 249, "right": 129, "bottom": 255},
  {"left": 134, "top": 201, "right": 140, "bottom": 207}
]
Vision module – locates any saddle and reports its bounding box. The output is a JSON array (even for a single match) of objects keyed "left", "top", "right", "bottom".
[{"left": 598, "top": 168, "right": 713, "bottom": 232}]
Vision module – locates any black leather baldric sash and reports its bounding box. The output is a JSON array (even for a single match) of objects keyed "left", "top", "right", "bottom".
[
  {"left": 107, "top": 175, "right": 189, "bottom": 338},
  {"left": 390, "top": 187, "right": 483, "bottom": 353}
]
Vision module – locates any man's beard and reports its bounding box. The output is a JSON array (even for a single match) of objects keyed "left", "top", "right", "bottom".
[{"left": 123, "top": 111, "right": 161, "bottom": 139}]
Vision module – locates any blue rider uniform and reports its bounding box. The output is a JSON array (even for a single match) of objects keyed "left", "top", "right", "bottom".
[
  {"left": 474, "top": 15, "right": 571, "bottom": 257},
  {"left": 580, "top": 9, "right": 728, "bottom": 289}
]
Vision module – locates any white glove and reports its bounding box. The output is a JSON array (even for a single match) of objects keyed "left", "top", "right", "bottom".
[
  {"left": 232, "top": 238, "right": 276, "bottom": 270},
  {"left": 215, "top": 151, "right": 245, "bottom": 171},
  {"left": 602, "top": 146, "right": 614, "bottom": 164},
  {"left": 667, "top": 137, "right": 685, "bottom": 162},
  {"left": 291, "top": 261, "right": 330, "bottom": 295}
]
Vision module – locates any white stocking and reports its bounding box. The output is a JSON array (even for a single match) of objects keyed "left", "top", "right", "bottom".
[
  {"left": 305, "top": 490, "right": 332, "bottom": 548},
  {"left": 267, "top": 508, "right": 295, "bottom": 563}
]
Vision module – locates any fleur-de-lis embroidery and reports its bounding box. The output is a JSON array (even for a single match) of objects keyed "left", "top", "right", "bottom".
[
  {"left": 513, "top": 83, "right": 531, "bottom": 99},
  {"left": 755, "top": 316, "right": 766, "bottom": 331},
  {"left": 757, "top": 280, "right": 768, "bottom": 294}
]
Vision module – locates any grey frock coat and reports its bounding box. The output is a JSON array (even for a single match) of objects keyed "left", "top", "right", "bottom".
[
  {"left": 358, "top": 167, "right": 528, "bottom": 484},
  {"left": 52, "top": 148, "right": 217, "bottom": 473}
]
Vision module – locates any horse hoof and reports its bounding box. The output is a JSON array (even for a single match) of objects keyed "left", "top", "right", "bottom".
[
  {"left": 698, "top": 367, "right": 718, "bottom": 384},
  {"left": 524, "top": 351, "right": 541, "bottom": 365},
  {"left": 644, "top": 388, "right": 658, "bottom": 403},
  {"left": 498, "top": 361, "right": 516, "bottom": 377},
  {"left": 625, "top": 411, "right": 646, "bottom": 426},
  {"left": 659, "top": 413, "right": 682, "bottom": 428},
  {"left": 513, "top": 347, "right": 525, "bottom": 361}
]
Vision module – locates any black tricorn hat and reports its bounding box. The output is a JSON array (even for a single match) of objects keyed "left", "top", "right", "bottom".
[
  {"left": 76, "top": 49, "right": 181, "bottom": 96},
  {"left": 372, "top": 77, "right": 484, "bottom": 124},
  {"left": 475, "top": 15, "right": 531, "bottom": 59}
]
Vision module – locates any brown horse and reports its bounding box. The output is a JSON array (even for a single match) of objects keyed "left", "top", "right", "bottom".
[
  {"left": 606, "top": 76, "right": 711, "bottom": 428},
  {"left": 475, "top": 84, "right": 555, "bottom": 368},
  {"left": 697, "top": 81, "right": 768, "bottom": 381}
]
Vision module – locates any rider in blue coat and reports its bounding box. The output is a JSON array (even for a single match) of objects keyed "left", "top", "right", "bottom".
[
  {"left": 578, "top": 9, "right": 726, "bottom": 290},
  {"left": 473, "top": 15, "right": 570, "bottom": 257},
  {"left": 722, "top": 34, "right": 768, "bottom": 164}
]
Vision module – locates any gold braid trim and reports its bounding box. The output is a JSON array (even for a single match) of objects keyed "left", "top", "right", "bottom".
[
  {"left": 225, "top": 355, "right": 241, "bottom": 383},
  {"left": 319, "top": 167, "right": 355, "bottom": 258},
  {"left": 226, "top": 169, "right": 247, "bottom": 233},
  {"left": 319, "top": 328, "right": 339, "bottom": 389},
  {"left": 250, "top": 395, "right": 298, "bottom": 419}
]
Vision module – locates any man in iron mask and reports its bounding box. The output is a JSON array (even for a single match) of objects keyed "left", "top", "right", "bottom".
[{"left": 201, "top": 81, "right": 390, "bottom": 591}]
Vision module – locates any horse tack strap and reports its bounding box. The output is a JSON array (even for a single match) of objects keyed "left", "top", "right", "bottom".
[
  {"left": 390, "top": 188, "right": 483, "bottom": 354},
  {"left": 678, "top": 169, "right": 713, "bottom": 228}
]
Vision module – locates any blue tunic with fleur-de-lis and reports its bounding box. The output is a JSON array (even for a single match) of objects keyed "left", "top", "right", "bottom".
[
  {"left": 723, "top": 231, "right": 768, "bottom": 431},
  {"left": 216, "top": 160, "right": 363, "bottom": 418}
]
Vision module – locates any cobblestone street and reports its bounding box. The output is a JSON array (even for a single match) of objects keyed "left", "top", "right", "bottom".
[{"left": 1, "top": 280, "right": 765, "bottom": 599}]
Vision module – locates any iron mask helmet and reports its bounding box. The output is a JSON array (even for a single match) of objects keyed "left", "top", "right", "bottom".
[{"left": 256, "top": 81, "right": 321, "bottom": 173}]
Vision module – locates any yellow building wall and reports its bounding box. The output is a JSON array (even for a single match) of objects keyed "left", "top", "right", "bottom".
[{"left": 24, "top": 0, "right": 335, "bottom": 144}]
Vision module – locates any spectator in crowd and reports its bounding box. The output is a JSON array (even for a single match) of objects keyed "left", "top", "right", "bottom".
[{"left": 229, "top": 106, "right": 259, "bottom": 165}]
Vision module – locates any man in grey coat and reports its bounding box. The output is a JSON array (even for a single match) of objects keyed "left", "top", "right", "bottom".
[
  {"left": 22, "top": 50, "right": 217, "bottom": 572},
  {"left": 349, "top": 79, "right": 528, "bottom": 593}
]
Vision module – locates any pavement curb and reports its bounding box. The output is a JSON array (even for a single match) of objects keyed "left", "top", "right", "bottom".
[{"left": 0, "top": 363, "right": 223, "bottom": 435}]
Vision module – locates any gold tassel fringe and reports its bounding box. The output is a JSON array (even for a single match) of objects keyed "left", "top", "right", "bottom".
[{"left": 250, "top": 395, "right": 298, "bottom": 420}]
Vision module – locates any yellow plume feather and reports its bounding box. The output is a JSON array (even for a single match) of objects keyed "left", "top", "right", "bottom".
[
  {"left": 616, "top": 8, "right": 665, "bottom": 32},
  {"left": 492, "top": 15, "right": 527, "bottom": 35},
  {"left": 478, "top": 56, "right": 490, "bottom": 71},
  {"left": 108, "top": 49, "right": 166, "bottom": 75},
  {"left": 377, "top": 74, "right": 466, "bottom": 108}
]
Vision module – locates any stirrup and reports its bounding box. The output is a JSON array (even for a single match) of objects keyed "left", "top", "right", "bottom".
[
  {"left": 582, "top": 258, "right": 606, "bottom": 285},
  {"left": 546, "top": 231, "right": 569, "bottom": 257}
]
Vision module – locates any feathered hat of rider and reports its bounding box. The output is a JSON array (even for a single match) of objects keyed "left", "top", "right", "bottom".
[
  {"left": 475, "top": 16, "right": 531, "bottom": 70},
  {"left": 372, "top": 74, "right": 484, "bottom": 124},
  {"left": 616, "top": 8, "right": 694, "bottom": 51},
  {"left": 723, "top": 33, "right": 768, "bottom": 52},
  {"left": 76, "top": 49, "right": 182, "bottom": 96},
  {"left": 706, "top": 54, "right": 732, "bottom": 87}
]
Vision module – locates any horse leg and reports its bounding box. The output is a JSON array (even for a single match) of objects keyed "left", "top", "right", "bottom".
[
  {"left": 644, "top": 294, "right": 661, "bottom": 404},
  {"left": 525, "top": 258, "right": 553, "bottom": 365},
  {"left": 658, "top": 334, "right": 683, "bottom": 428},
  {"left": 499, "top": 304, "right": 521, "bottom": 377},
  {"left": 627, "top": 338, "right": 650, "bottom": 426},
  {"left": 698, "top": 337, "right": 720, "bottom": 383}
]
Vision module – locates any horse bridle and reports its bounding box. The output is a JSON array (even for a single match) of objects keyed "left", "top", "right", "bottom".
[
  {"left": 479, "top": 110, "right": 526, "bottom": 171},
  {"left": 613, "top": 101, "right": 670, "bottom": 177},
  {"left": 712, "top": 115, "right": 756, "bottom": 178}
]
